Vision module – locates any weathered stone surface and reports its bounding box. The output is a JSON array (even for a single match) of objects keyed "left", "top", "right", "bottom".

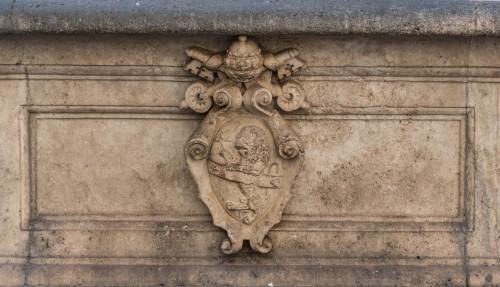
[
  {"left": 34, "top": 117, "right": 204, "bottom": 217},
  {"left": 181, "top": 36, "right": 307, "bottom": 254},
  {"left": 290, "top": 118, "right": 464, "bottom": 218},
  {"left": 0, "top": 80, "right": 28, "bottom": 257},
  {"left": 0, "top": 34, "right": 499, "bottom": 286},
  {"left": 0, "top": 0, "right": 498, "bottom": 35}
]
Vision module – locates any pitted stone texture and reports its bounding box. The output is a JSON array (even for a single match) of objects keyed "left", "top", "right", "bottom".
[
  {"left": 182, "top": 36, "right": 306, "bottom": 254},
  {"left": 0, "top": 80, "right": 28, "bottom": 257},
  {"left": 0, "top": 0, "right": 499, "bottom": 35},
  {"left": 0, "top": 35, "right": 498, "bottom": 286}
]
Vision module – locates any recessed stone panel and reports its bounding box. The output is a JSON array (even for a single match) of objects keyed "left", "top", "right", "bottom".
[
  {"left": 33, "top": 114, "right": 208, "bottom": 218},
  {"left": 1, "top": 32, "right": 498, "bottom": 286},
  {"left": 286, "top": 115, "right": 465, "bottom": 220},
  {"left": 22, "top": 107, "right": 472, "bottom": 232}
]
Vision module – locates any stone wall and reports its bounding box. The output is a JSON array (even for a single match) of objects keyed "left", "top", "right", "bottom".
[{"left": 0, "top": 1, "right": 499, "bottom": 286}]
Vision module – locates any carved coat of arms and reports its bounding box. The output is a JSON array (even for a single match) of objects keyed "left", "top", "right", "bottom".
[{"left": 182, "top": 36, "right": 308, "bottom": 254}]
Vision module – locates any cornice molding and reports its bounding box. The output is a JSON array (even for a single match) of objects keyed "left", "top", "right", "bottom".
[{"left": 0, "top": 0, "right": 499, "bottom": 36}]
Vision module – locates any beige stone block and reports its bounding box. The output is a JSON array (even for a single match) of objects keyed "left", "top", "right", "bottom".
[
  {"left": 269, "top": 231, "right": 464, "bottom": 258},
  {"left": 466, "top": 83, "right": 500, "bottom": 258},
  {"left": 470, "top": 37, "right": 500, "bottom": 68},
  {"left": 29, "top": 230, "right": 221, "bottom": 258},
  {"left": 31, "top": 113, "right": 207, "bottom": 219},
  {"left": 0, "top": 36, "right": 23, "bottom": 65},
  {"left": 24, "top": 221, "right": 466, "bottom": 261},
  {"left": 28, "top": 78, "right": 189, "bottom": 107},
  {"left": 303, "top": 80, "right": 466, "bottom": 109},
  {"left": 24, "top": 219, "right": 465, "bottom": 262},
  {"left": 0, "top": 262, "right": 25, "bottom": 286},
  {"left": 261, "top": 36, "right": 469, "bottom": 67},
  {"left": 27, "top": 77, "right": 466, "bottom": 109},
  {"left": 19, "top": 35, "right": 231, "bottom": 66},
  {"left": 15, "top": 35, "right": 470, "bottom": 69},
  {"left": 25, "top": 264, "right": 466, "bottom": 286},
  {"left": 0, "top": 33, "right": 498, "bottom": 285},
  {"left": 27, "top": 229, "right": 463, "bottom": 261},
  {"left": 469, "top": 265, "right": 500, "bottom": 286},
  {"left": 0, "top": 79, "right": 28, "bottom": 257},
  {"left": 286, "top": 115, "right": 466, "bottom": 220}
]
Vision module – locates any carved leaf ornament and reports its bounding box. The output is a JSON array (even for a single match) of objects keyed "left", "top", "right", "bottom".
[{"left": 182, "top": 36, "right": 308, "bottom": 254}]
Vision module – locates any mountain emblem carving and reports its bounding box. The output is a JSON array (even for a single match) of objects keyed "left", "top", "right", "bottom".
[{"left": 182, "top": 36, "right": 308, "bottom": 254}]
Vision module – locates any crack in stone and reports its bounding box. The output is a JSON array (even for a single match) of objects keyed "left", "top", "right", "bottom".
[{"left": 8, "top": 0, "right": 16, "bottom": 28}]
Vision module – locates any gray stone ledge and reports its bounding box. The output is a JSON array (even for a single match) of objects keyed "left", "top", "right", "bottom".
[{"left": 0, "top": 0, "right": 498, "bottom": 36}]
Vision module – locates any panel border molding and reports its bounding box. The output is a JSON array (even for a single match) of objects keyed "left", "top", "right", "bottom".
[
  {"left": 2, "top": 64, "right": 500, "bottom": 82},
  {"left": 20, "top": 105, "right": 475, "bottom": 232}
]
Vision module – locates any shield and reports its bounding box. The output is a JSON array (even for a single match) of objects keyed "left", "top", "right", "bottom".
[{"left": 182, "top": 36, "right": 307, "bottom": 254}]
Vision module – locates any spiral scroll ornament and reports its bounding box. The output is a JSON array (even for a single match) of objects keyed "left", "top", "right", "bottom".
[
  {"left": 242, "top": 86, "right": 274, "bottom": 117},
  {"left": 182, "top": 81, "right": 212, "bottom": 113},
  {"left": 213, "top": 85, "right": 243, "bottom": 111},
  {"left": 278, "top": 139, "right": 303, "bottom": 159},
  {"left": 252, "top": 87, "right": 273, "bottom": 108},
  {"left": 252, "top": 236, "right": 273, "bottom": 254},
  {"left": 221, "top": 237, "right": 243, "bottom": 255},
  {"left": 185, "top": 140, "right": 209, "bottom": 160},
  {"left": 277, "top": 81, "right": 306, "bottom": 112}
]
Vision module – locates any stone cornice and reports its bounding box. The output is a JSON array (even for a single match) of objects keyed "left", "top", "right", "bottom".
[{"left": 0, "top": 0, "right": 499, "bottom": 35}]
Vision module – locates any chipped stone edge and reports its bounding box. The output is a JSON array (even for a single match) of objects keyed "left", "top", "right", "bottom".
[{"left": 0, "top": 0, "right": 498, "bottom": 36}]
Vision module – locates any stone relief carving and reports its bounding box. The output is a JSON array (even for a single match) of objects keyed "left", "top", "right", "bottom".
[{"left": 181, "top": 36, "right": 308, "bottom": 254}]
